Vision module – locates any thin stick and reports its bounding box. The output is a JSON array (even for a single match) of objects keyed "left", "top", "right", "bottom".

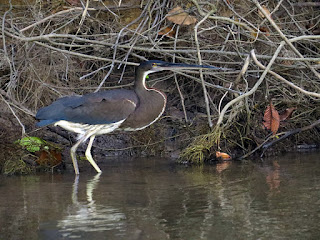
[
  {"left": 34, "top": 41, "right": 138, "bottom": 66},
  {"left": 20, "top": 8, "right": 84, "bottom": 32},
  {"left": 1, "top": 94, "right": 26, "bottom": 136},
  {"left": 2, "top": 0, "right": 17, "bottom": 93},
  {"left": 172, "top": 25, "right": 188, "bottom": 122},
  {"left": 78, "top": 0, "right": 90, "bottom": 29},
  {"left": 194, "top": 10, "right": 215, "bottom": 127},
  {"left": 217, "top": 45, "right": 284, "bottom": 126},
  {"left": 4, "top": 30, "right": 320, "bottom": 62},
  {"left": 0, "top": 89, "right": 35, "bottom": 116},
  {"left": 251, "top": 51, "right": 320, "bottom": 98},
  {"left": 252, "top": 0, "right": 320, "bottom": 79}
]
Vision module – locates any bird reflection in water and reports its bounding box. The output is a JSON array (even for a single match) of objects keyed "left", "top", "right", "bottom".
[{"left": 57, "top": 174, "right": 126, "bottom": 238}]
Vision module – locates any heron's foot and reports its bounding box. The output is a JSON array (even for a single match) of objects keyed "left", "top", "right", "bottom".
[{"left": 85, "top": 150, "right": 102, "bottom": 173}]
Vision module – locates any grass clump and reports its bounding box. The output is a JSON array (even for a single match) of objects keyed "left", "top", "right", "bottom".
[
  {"left": 3, "top": 159, "right": 34, "bottom": 175},
  {"left": 179, "top": 126, "right": 221, "bottom": 164}
]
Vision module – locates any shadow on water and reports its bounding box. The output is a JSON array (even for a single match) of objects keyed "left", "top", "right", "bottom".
[{"left": 0, "top": 152, "right": 320, "bottom": 240}]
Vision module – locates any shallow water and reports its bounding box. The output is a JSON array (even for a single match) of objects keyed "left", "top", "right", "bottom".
[{"left": 1, "top": 152, "right": 320, "bottom": 240}]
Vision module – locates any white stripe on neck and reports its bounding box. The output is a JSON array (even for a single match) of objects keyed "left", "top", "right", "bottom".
[{"left": 142, "top": 70, "right": 154, "bottom": 90}]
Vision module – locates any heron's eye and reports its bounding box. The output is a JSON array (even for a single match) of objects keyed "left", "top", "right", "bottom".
[{"left": 152, "top": 63, "right": 157, "bottom": 67}]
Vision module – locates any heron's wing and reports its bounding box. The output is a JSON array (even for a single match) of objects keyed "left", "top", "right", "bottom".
[
  {"left": 66, "top": 94, "right": 138, "bottom": 124},
  {"left": 36, "top": 89, "right": 138, "bottom": 126}
]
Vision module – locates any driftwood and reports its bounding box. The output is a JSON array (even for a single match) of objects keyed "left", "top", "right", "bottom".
[{"left": 239, "top": 118, "right": 320, "bottom": 159}]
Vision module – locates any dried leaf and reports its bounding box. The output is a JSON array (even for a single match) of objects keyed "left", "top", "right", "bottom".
[
  {"left": 251, "top": 31, "right": 258, "bottom": 41},
  {"left": 36, "top": 150, "right": 62, "bottom": 167},
  {"left": 279, "top": 107, "right": 296, "bottom": 121},
  {"left": 216, "top": 151, "right": 232, "bottom": 160},
  {"left": 158, "top": 26, "right": 176, "bottom": 37},
  {"left": 258, "top": 5, "right": 271, "bottom": 19},
  {"left": 263, "top": 102, "right": 280, "bottom": 135},
  {"left": 167, "top": 6, "right": 197, "bottom": 25},
  {"left": 250, "top": 27, "right": 270, "bottom": 41}
]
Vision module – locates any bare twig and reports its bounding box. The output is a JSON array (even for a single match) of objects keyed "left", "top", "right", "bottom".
[
  {"left": 172, "top": 25, "right": 188, "bottom": 122},
  {"left": 253, "top": 0, "right": 320, "bottom": 79},
  {"left": 0, "top": 89, "right": 35, "bottom": 116},
  {"left": 194, "top": 10, "right": 215, "bottom": 128},
  {"left": 0, "top": 94, "right": 26, "bottom": 136},
  {"left": 2, "top": 0, "right": 18, "bottom": 94},
  {"left": 20, "top": 8, "right": 83, "bottom": 32},
  {"left": 3, "top": 30, "right": 320, "bottom": 62},
  {"left": 217, "top": 46, "right": 283, "bottom": 126},
  {"left": 251, "top": 51, "right": 320, "bottom": 98}
]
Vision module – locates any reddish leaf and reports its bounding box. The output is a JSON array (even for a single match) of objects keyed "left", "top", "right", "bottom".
[
  {"left": 259, "top": 26, "right": 270, "bottom": 36},
  {"left": 216, "top": 151, "right": 232, "bottom": 160},
  {"left": 263, "top": 102, "right": 280, "bottom": 135},
  {"left": 279, "top": 107, "right": 296, "bottom": 121}
]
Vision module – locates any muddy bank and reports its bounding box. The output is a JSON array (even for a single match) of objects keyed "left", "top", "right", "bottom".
[{"left": 1, "top": 97, "right": 319, "bottom": 175}]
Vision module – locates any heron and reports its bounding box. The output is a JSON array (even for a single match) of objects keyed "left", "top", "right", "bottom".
[{"left": 36, "top": 60, "right": 221, "bottom": 174}]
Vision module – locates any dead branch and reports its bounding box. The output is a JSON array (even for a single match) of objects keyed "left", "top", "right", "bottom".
[
  {"left": 261, "top": 118, "right": 320, "bottom": 156},
  {"left": 251, "top": 50, "right": 320, "bottom": 98}
]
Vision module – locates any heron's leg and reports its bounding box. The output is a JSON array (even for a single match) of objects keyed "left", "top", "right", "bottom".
[
  {"left": 85, "top": 135, "right": 102, "bottom": 173},
  {"left": 70, "top": 137, "right": 85, "bottom": 175},
  {"left": 87, "top": 173, "right": 101, "bottom": 203}
]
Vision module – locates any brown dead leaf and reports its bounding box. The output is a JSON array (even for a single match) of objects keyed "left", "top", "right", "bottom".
[
  {"left": 167, "top": 6, "right": 197, "bottom": 25},
  {"left": 263, "top": 102, "right": 280, "bottom": 135},
  {"left": 216, "top": 151, "right": 232, "bottom": 160},
  {"left": 259, "top": 27, "right": 270, "bottom": 36},
  {"left": 158, "top": 26, "right": 176, "bottom": 37},
  {"left": 36, "top": 150, "right": 62, "bottom": 167},
  {"left": 251, "top": 27, "right": 270, "bottom": 41},
  {"left": 279, "top": 107, "right": 296, "bottom": 121}
]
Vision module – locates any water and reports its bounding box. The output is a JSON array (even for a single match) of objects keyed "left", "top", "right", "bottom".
[{"left": 0, "top": 152, "right": 320, "bottom": 240}]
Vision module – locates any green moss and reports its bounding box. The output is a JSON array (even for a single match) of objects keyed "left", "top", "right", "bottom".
[{"left": 15, "top": 136, "right": 47, "bottom": 152}]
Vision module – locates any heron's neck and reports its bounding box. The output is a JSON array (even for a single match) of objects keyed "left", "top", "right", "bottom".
[{"left": 134, "top": 68, "right": 152, "bottom": 92}]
